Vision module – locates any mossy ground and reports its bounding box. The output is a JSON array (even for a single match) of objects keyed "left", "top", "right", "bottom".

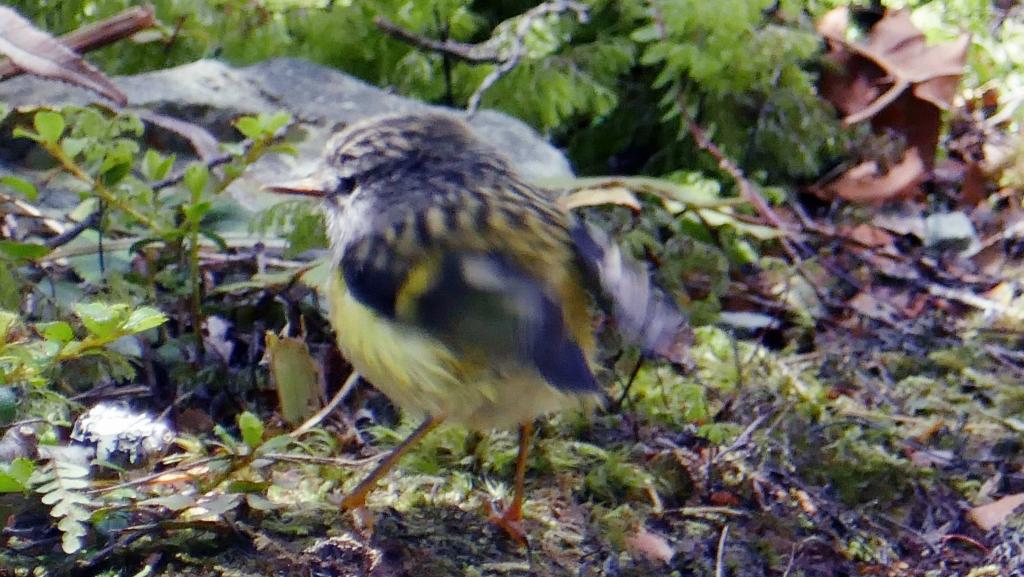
[{"left": 5, "top": 317, "right": 1014, "bottom": 577}]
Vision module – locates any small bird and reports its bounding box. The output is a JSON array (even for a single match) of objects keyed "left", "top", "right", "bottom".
[{"left": 267, "top": 112, "right": 686, "bottom": 542}]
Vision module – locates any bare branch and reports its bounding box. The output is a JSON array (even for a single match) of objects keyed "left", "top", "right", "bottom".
[
  {"left": 375, "top": 17, "right": 501, "bottom": 64},
  {"left": 374, "top": 1, "right": 589, "bottom": 115},
  {"left": 0, "top": 6, "right": 155, "bottom": 81},
  {"left": 467, "top": 0, "right": 588, "bottom": 115}
]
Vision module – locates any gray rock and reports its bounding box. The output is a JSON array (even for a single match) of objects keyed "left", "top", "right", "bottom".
[{"left": 0, "top": 58, "right": 573, "bottom": 193}]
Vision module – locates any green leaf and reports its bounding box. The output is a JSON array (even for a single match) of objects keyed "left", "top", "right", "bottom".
[
  {"left": 0, "top": 386, "right": 17, "bottom": 424},
  {"left": 139, "top": 493, "right": 196, "bottom": 511},
  {"left": 0, "top": 241, "right": 50, "bottom": 261},
  {"left": 183, "top": 163, "right": 209, "bottom": 198},
  {"left": 34, "top": 110, "right": 65, "bottom": 144},
  {"left": 38, "top": 321, "right": 75, "bottom": 343},
  {"left": 238, "top": 411, "right": 264, "bottom": 449},
  {"left": 235, "top": 111, "right": 291, "bottom": 140},
  {"left": 183, "top": 201, "right": 212, "bottom": 224},
  {"left": 233, "top": 116, "right": 262, "bottom": 140},
  {"left": 0, "top": 458, "right": 34, "bottom": 493},
  {"left": 11, "top": 127, "right": 40, "bottom": 142},
  {"left": 61, "top": 137, "right": 88, "bottom": 159},
  {"left": 630, "top": 24, "right": 661, "bottom": 43},
  {"left": 254, "top": 434, "right": 293, "bottom": 455},
  {"left": 74, "top": 302, "right": 127, "bottom": 339},
  {"left": 0, "top": 176, "right": 38, "bottom": 201},
  {"left": 0, "top": 310, "right": 19, "bottom": 344},
  {"left": 262, "top": 111, "right": 291, "bottom": 134},
  {"left": 99, "top": 158, "right": 132, "bottom": 185},
  {"left": 265, "top": 143, "right": 297, "bottom": 157},
  {"left": 121, "top": 307, "right": 167, "bottom": 334},
  {"left": 142, "top": 150, "right": 175, "bottom": 181}
]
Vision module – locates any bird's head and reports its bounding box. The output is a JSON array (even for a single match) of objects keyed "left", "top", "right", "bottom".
[{"left": 264, "top": 112, "right": 496, "bottom": 209}]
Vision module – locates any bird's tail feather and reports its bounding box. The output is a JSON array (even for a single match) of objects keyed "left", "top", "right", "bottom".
[{"left": 570, "top": 223, "right": 692, "bottom": 365}]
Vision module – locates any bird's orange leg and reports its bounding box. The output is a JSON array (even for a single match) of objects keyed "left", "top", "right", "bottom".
[
  {"left": 340, "top": 415, "right": 443, "bottom": 510},
  {"left": 488, "top": 421, "right": 533, "bottom": 546}
]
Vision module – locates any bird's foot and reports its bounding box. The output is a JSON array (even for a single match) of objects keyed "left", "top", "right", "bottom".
[{"left": 485, "top": 501, "right": 529, "bottom": 547}]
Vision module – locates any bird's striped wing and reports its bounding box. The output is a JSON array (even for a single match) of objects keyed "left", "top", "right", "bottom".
[{"left": 339, "top": 214, "right": 599, "bottom": 395}]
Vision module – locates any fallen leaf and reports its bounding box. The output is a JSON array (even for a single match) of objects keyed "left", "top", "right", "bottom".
[
  {"left": 847, "top": 290, "right": 901, "bottom": 324},
  {"left": 906, "top": 448, "right": 954, "bottom": 468},
  {"left": 818, "top": 8, "right": 969, "bottom": 169},
  {"left": 625, "top": 527, "right": 674, "bottom": 563},
  {"left": 959, "top": 161, "right": 988, "bottom": 206},
  {"left": 827, "top": 148, "right": 926, "bottom": 203},
  {"left": 265, "top": 332, "right": 324, "bottom": 426},
  {"left": 0, "top": 7, "right": 126, "bottom": 105},
  {"left": 923, "top": 211, "right": 978, "bottom": 252},
  {"left": 967, "top": 493, "right": 1024, "bottom": 531},
  {"left": 819, "top": 8, "right": 968, "bottom": 124},
  {"left": 842, "top": 223, "right": 894, "bottom": 248},
  {"left": 792, "top": 488, "right": 817, "bottom": 515}
]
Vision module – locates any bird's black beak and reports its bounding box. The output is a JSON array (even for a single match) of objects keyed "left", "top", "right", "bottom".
[{"left": 263, "top": 174, "right": 328, "bottom": 198}]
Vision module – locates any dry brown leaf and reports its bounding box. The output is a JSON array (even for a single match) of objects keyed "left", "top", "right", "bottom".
[
  {"left": 828, "top": 148, "right": 926, "bottom": 203},
  {"left": 959, "top": 161, "right": 988, "bottom": 206},
  {"left": 0, "top": 6, "right": 126, "bottom": 105},
  {"left": 967, "top": 493, "right": 1024, "bottom": 531},
  {"left": 561, "top": 186, "right": 642, "bottom": 211},
  {"left": 818, "top": 8, "right": 968, "bottom": 169},
  {"left": 819, "top": 9, "right": 968, "bottom": 124},
  {"left": 816, "top": 7, "right": 849, "bottom": 41},
  {"left": 842, "top": 223, "right": 894, "bottom": 248},
  {"left": 847, "top": 290, "right": 901, "bottom": 324}
]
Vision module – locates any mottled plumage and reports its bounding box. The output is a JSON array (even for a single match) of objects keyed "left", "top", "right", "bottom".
[
  {"left": 316, "top": 113, "right": 614, "bottom": 429},
  {"left": 267, "top": 112, "right": 687, "bottom": 539}
]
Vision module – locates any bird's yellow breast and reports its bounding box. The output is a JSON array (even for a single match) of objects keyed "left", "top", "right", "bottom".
[{"left": 328, "top": 272, "right": 597, "bottom": 430}]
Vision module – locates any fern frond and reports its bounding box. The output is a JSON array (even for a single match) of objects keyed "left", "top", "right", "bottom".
[{"left": 31, "top": 445, "right": 94, "bottom": 554}]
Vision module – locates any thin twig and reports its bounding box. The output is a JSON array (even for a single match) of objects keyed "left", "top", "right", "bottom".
[
  {"left": 661, "top": 506, "right": 747, "bottom": 518},
  {"left": 713, "top": 412, "right": 771, "bottom": 464},
  {"left": 375, "top": 17, "right": 502, "bottom": 64},
  {"left": 289, "top": 371, "right": 360, "bottom": 437},
  {"left": 780, "top": 544, "right": 797, "bottom": 577},
  {"left": 376, "top": 3, "right": 588, "bottom": 115},
  {"left": 88, "top": 455, "right": 229, "bottom": 495},
  {"left": 151, "top": 153, "right": 233, "bottom": 192},
  {"left": 467, "top": 1, "right": 589, "bottom": 115},
  {"left": 0, "top": 191, "right": 66, "bottom": 235},
  {"left": 611, "top": 356, "right": 644, "bottom": 411},
  {"left": 714, "top": 524, "right": 730, "bottom": 577},
  {"left": 258, "top": 452, "right": 386, "bottom": 467},
  {"left": 44, "top": 210, "right": 99, "bottom": 248},
  {"left": 39, "top": 140, "right": 164, "bottom": 232}
]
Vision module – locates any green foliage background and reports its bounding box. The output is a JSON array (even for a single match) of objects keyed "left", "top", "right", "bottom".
[
  {"left": 13, "top": 0, "right": 855, "bottom": 180},
  {"left": 16, "top": 0, "right": 1011, "bottom": 182}
]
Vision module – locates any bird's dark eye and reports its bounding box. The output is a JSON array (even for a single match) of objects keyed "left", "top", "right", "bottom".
[{"left": 334, "top": 176, "right": 356, "bottom": 196}]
